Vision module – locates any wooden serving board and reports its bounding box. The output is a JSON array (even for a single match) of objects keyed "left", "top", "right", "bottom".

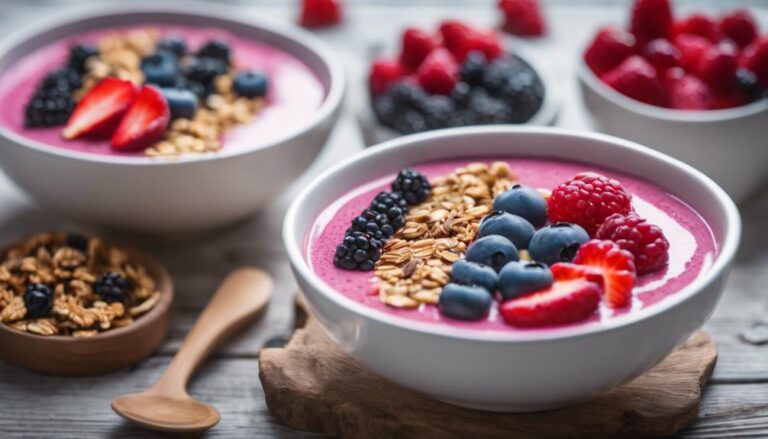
[{"left": 258, "top": 299, "right": 717, "bottom": 439}]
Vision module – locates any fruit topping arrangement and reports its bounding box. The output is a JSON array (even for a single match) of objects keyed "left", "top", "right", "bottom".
[
  {"left": 24, "top": 30, "right": 269, "bottom": 156},
  {"left": 369, "top": 21, "right": 545, "bottom": 134},
  {"left": 585, "top": 0, "right": 768, "bottom": 110},
  {"left": 0, "top": 233, "right": 161, "bottom": 337},
  {"left": 334, "top": 163, "right": 671, "bottom": 328}
]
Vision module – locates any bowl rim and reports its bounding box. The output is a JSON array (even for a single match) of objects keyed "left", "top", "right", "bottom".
[
  {"left": 283, "top": 126, "right": 741, "bottom": 343},
  {"left": 0, "top": 2, "right": 345, "bottom": 167},
  {"left": 576, "top": 55, "right": 768, "bottom": 122},
  {"left": 0, "top": 235, "right": 174, "bottom": 343}
]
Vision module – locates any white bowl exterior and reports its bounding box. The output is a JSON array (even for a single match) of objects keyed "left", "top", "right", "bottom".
[
  {"left": 577, "top": 63, "right": 768, "bottom": 203},
  {"left": 284, "top": 127, "right": 740, "bottom": 412}
]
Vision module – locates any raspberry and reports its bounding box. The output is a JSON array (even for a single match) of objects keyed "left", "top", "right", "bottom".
[
  {"left": 666, "top": 72, "right": 712, "bottom": 110},
  {"left": 596, "top": 213, "right": 670, "bottom": 274},
  {"left": 399, "top": 27, "right": 440, "bottom": 71},
  {"left": 416, "top": 48, "right": 459, "bottom": 95},
  {"left": 643, "top": 38, "right": 680, "bottom": 74},
  {"left": 672, "top": 14, "right": 720, "bottom": 42},
  {"left": 696, "top": 44, "right": 738, "bottom": 91},
  {"left": 571, "top": 239, "right": 637, "bottom": 308},
  {"left": 719, "top": 10, "right": 758, "bottom": 48},
  {"left": 439, "top": 20, "right": 473, "bottom": 54},
  {"left": 742, "top": 38, "right": 768, "bottom": 87},
  {"left": 603, "top": 55, "right": 667, "bottom": 107},
  {"left": 710, "top": 89, "right": 747, "bottom": 109},
  {"left": 584, "top": 27, "right": 636, "bottom": 76},
  {"left": 630, "top": 0, "right": 673, "bottom": 45},
  {"left": 674, "top": 34, "right": 712, "bottom": 72},
  {"left": 369, "top": 58, "right": 404, "bottom": 96},
  {"left": 298, "top": 0, "right": 342, "bottom": 28},
  {"left": 498, "top": 0, "right": 546, "bottom": 37},
  {"left": 453, "top": 29, "right": 504, "bottom": 63},
  {"left": 547, "top": 172, "right": 633, "bottom": 236}
]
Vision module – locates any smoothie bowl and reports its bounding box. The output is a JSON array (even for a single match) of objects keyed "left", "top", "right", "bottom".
[
  {"left": 284, "top": 126, "right": 740, "bottom": 412},
  {"left": 0, "top": 4, "right": 344, "bottom": 232}
]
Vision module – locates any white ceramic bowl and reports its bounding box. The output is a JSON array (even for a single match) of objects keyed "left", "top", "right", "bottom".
[
  {"left": 577, "top": 59, "right": 768, "bottom": 203},
  {"left": 0, "top": 4, "right": 344, "bottom": 233},
  {"left": 284, "top": 126, "right": 740, "bottom": 412}
]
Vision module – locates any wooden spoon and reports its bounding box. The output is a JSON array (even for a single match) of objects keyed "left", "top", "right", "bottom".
[{"left": 111, "top": 268, "right": 273, "bottom": 433}]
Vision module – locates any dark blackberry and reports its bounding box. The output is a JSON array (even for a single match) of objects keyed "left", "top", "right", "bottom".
[
  {"left": 736, "top": 68, "right": 763, "bottom": 102},
  {"left": 372, "top": 95, "right": 397, "bottom": 126},
  {"left": 459, "top": 51, "right": 488, "bottom": 86},
  {"left": 481, "top": 55, "right": 527, "bottom": 94},
  {"left": 468, "top": 91, "right": 513, "bottom": 124},
  {"left": 183, "top": 57, "right": 228, "bottom": 94},
  {"left": 40, "top": 68, "right": 82, "bottom": 93},
  {"left": 370, "top": 191, "right": 407, "bottom": 231},
  {"left": 23, "top": 284, "right": 53, "bottom": 319},
  {"left": 421, "top": 95, "right": 455, "bottom": 129},
  {"left": 93, "top": 272, "right": 131, "bottom": 303},
  {"left": 24, "top": 87, "right": 76, "bottom": 128},
  {"left": 333, "top": 231, "right": 382, "bottom": 271},
  {"left": 389, "top": 81, "right": 430, "bottom": 110},
  {"left": 196, "top": 40, "right": 232, "bottom": 65},
  {"left": 392, "top": 168, "right": 430, "bottom": 206},
  {"left": 450, "top": 82, "right": 472, "bottom": 107},
  {"left": 65, "top": 233, "right": 89, "bottom": 253},
  {"left": 392, "top": 109, "right": 428, "bottom": 134},
  {"left": 349, "top": 209, "right": 395, "bottom": 239},
  {"left": 157, "top": 35, "right": 187, "bottom": 58},
  {"left": 67, "top": 44, "right": 99, "bottom": 74}
]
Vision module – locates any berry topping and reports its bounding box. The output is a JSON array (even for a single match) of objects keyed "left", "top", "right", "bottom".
[
  {"left": 65, "top": 233, "right": 89, "bottom": 253},
  {"left": 492, "top": 184, "right": 548, "bottom": 228},
  {"left": 719, "top": 10, "right": 758, "bottom": 48},
  {"left": 157, "top": 36, "right": 187, "bottom": 58},
  {"left": 596, "top": 213, "right": 670, "bottom": 274},
  {"left": 572, "top": 239, "right": 637, "bottom": 308},
  {"left": 183, "top": 56, "right": 228, "bottom": 96},
  {"left": 603, "top": 55, "right": 667, "bottom": 107},
  {"left": 233, "top": 71, "right": 269, "bottom": 98},
  {"left": 416, "top": 48, "right": 459, "bottom": 95},
  {"left": 391, "top": 168, "right": 431, "bottom": 206},
  {"left": 630, "top": 0, "right": 673, "bottom": 45},
  {"left": 675, "top": 34, "right": 712, "bottom": 72},
  {"left": 584, "top": 27, "right": 636, "bottom": 76},
  {"left": 547, "top": 172, "right": 633, "bottom": 235},
  {"left": 498, "top": 261, "right": 553, "bottom": 301},
  {"left": 62, "top": 77, "right": 137, "bottom": 140},
  {"left": 334, "top": 231, "right": 382, "bottom": 271},
  {"left": 299, "top": 0, "right": 342, "bottom": 28},
  {"left": 710, "top": 89, "right": 748, "bottom": 109},
  {"left": 141, "top": 52, "right": 179, "bottom": 87},
  {"left": 111, "top": 85, "right": 171, "bottom": 151},
  {"left": 643, "top": 38, "right": 680, "bottom": 74},
  {"left": 196, "top": 39, "right": 232, "bottom": 65},
  {"left": 499, "top": 278, "right": 601, "bottom": 327},
  {"left": 24, "top": 68, "right": 81, "bottom": 128},
  {"left": 477, "top": 211, "right": 535, "bottom": 250},
  {"left": 742, "top": 38, "right": 768, "bottom": 87},
  {"left": 666, "top": 72, "right": 712, "bottom": 110},
  {"left": 453, "top": 29, "right": 504, "bottom": 63},
  {"left": 369, "top": 191, "right": 408, "bottom": 226},
  {"left": 400, "top": 27, "right": 440, "bottom": 71},
  {"left": 349, "top": 209, "right": 398, "bottom": 240},
  {"left": 450, "top": 259, "right": 499, "bottom": 293},
  {"left": 94, "top": 272, "right": 131, "bottom": 303},
  {"left": 439, "top": 20, "right": 473, "bottom": 55},
  {"left": 161, "top": 88, "right": 198, "bottom": 120},
  {"left": 23, "top": 283, "right": 53, "bottom": 319},
  {"left": 465, "top": 235, "right": 520, "bottom": 272},
  {"left": 438, "top": 283, "right": 493, "bottom": 321},
  {"left": 369, "top": 58, "right": 404, "bottom": 96},
  {"left": 528, "top": 222, "right": 590, "bottom": 266},
  {"left": 696, "top": 44, "right": 739, "bottom": 91},
  {"left": 459, "top": 51, "right": 488, "bottom": 86},
  {"left": 672, "top": 14, "right": 720, "bottom": 42},
  {"left": 498, "top": 0, "right": 546, "bottom": 37},
  {"left": 67, "top": 44, "right": 99, "bottom": 74}
]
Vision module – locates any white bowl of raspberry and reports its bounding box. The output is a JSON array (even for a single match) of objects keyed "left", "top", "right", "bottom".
[
  {"left": 0, "top": 4, "right": 344, "bottom": 233},
  {"left": 576, "top": 3, "right": 768, "bottom": 202},
  {"left": 284, "top": 126, "right": 740, "bottom": 412}
]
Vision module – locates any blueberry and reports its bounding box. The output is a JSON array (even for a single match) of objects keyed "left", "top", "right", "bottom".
[
  {"left": 450, "top": 259, "right": 498, "bottom": 292},
  {"left": 157, "top": 35, "right": 187, "bottom": 58},
  {"left": 477, "top": 211, "right": 535, "bottom": 249},
  {"left": 438, "top": 283, "right": 492, "bottom": 321},
  {"left": 162, "top": 88, "right": 198, "bottom": 119},
  {"left": 492, "top": 184, "right": 548, "bottom": 228},
  {"left": 23, "top": 284, "right": 53, "bottom": 319},
  {"left": 498, "top": 261, "right": 553, "bottom": 301},
  {"left": 196, "top": 39, "right": 232, "bottom": 65},
  {"left": 465, "top": 235, "right": 519, "bottom": 272},
  {"left": 528, "top": 222, "right": 590, "bottom": 265},
  {"left": 233, "top": 71, "right": 269, "bottom": 98},
  {"left": 94, "top": 272, "right": 131, "bottom": 303},
  {"left": 141, "top": 52, "right": 179, "bottom": 87}
]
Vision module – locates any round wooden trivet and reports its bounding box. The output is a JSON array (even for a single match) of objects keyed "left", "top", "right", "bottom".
[{"left": 258, "top": 298, "right": 717, "bottom": 439}]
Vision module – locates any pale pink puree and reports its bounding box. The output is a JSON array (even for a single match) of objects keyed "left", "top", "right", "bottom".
[
  {"left": 307, "top": 158, "right": 719, "bottom": 333},
  {"left": 0, "top": 25, "right": 325, "bottom": 156}
]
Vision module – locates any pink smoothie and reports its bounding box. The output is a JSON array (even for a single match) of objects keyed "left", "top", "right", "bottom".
[
  {"left": 0, "top": 25, "right": 326, "bottom": 156},
  {"left": 306, "top": 158, "right": 718, "bottom": 333}
]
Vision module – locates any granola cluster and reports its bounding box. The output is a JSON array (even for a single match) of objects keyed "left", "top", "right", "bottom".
[
  {"left": 0, "top": 233, "right": 161, "bottom": 337},
  {"left": 375, "top": 162, "right": 516, "bottom": 308}
]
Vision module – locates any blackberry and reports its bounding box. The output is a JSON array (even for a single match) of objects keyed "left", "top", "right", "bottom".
[
  {"left": 372, "top": 94, "right": 397, "bottom": 126},
  {"left": 157, "top": 35, "right": 187, "bottom": 58},
  {"left": 392, "top": 168, "right": 430, "bottom": 206},
  {"left": 67, "top": 44, "right": 99, "bottom": 74},
  {"left": 370, "top": 191, "right": 407, "bottom": 230},
  {"left": 333, "top": 231, "right": 382, "bottom": 271},
  {"left": 392, "top": 109, "right": 428, "bottom": 134},
  {"left": 196, "top": 40, "right": 232, "bottom": 65},
  {"left": 93, "top": 272, "right": 131, "bottom": 303},
  {"left": 23, "top": 284, "right": 53, "bottom": 319},
  {"left": 24, "top": 87, "right": 75, "bottom": 128},
  {"left": 468, "top": 91, "right": 512, "bottom": 124},
  {"left": 349, "top": 209, "right": 395, "bottom": 240},
  {"left": 459, "top": 51, "right": 488, "bottom": 86},
  {"left": 481, "top": 56, "right": 526, "bottom": 94},
  {"left": 450, "top": 82, "right": 472, "bottom": 107},
  {"left": 40, "top": 68, "right": 82, "bottom": 93},
  {"left": 184, "top": 57, "right": 228, "bottom": 94},
  {"left": 421, "top": 95, "right": 455, "bottom": 129},
  {"left": 65, "top": 233, "right": 89, "bottom": 253},
  {"left": 389, "top": 81, "right": 430, "bottom": 110}
]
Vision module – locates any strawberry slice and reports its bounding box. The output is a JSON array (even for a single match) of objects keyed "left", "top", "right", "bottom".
[
  {"left": 500, "top": 279, "right": 602, "bottom": 327},
  {"left": 572, "top": 239, "right": 636, "bottom": 308},
  {"left": 550, "top": 262, "right": 603, "bottom": 285},
  {"left": 111, "top": 85, "right": 170, "bottom": 152},
  {"left": 62, "top": 78, "right": 137, "bottom": 140}
]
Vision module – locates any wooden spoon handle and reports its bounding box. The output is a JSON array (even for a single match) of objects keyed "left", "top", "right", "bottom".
[{"left": 153, "top": 268, "right": 273, "bottom": 395}]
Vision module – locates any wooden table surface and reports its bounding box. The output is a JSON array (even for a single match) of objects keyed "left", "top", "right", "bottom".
[{"left": 0, "top": 1, "right": 766, "bottom": 437}]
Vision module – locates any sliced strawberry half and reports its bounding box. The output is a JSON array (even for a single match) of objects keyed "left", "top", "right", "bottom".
[
  {"left": 572, "top": 239, "right": 636, "bottom": 308},
  {"left": 111, "top": 85, "right": 170, "bottom": 152},
  {"left": 500, "top": 278, "right": 602, "bottom": 327},
  {"left": 62, "top": 78, "right": 137, "bottom": 140}
]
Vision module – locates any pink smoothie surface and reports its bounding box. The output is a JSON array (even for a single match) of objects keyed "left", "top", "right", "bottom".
[
  {"left": 0, "top": 24, "right": 326, "bottom": 157},
  {"left": 306, "top": 158, "right": 719, "bottom": 334}
]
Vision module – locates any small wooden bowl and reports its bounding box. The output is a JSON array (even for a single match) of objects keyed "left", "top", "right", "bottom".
[{"left": 0, "top": 244, "right": 174, "bottom": 376}]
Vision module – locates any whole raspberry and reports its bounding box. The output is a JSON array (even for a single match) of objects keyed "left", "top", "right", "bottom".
[
  {"left": 696, "top": 44, "right": 738, "bottom": 91},
  {"left": 498, "top": 0, "right": 546, "bottom": 37},
  {"left": 630, "top": 0, "right": 673, "bottom": 45},
  {"left": 298, "top": 0, "right": 342, "bottom": 28},
  {"left": 416, "top": 48, "right": 459, "bottom": 95},
  {"left": 602, "top": 56, "right": 667, "bottom": 107},
  {"left": 666, "top": 72, "right": 712, "bottom": 110},
  {"left": 719, "top": 10, "right": 758, "bottom": 48},
  {"left": 369, "top": 58, "right": 404, "bottom": 96},
  {"left": 584, "top": 27, "right": 636, "bottom": 76},
  {"left": 548, "top": 173, "right": 632, "bottom": 236},
  {"left": 672, "top": 14, "right": 720, "bottom": 42},
  {"left": 596, "top": 213, "right": 669, "bottom": 274},
  {"left": 399, "top": 27, "right": 440, "bottom": 71}
]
